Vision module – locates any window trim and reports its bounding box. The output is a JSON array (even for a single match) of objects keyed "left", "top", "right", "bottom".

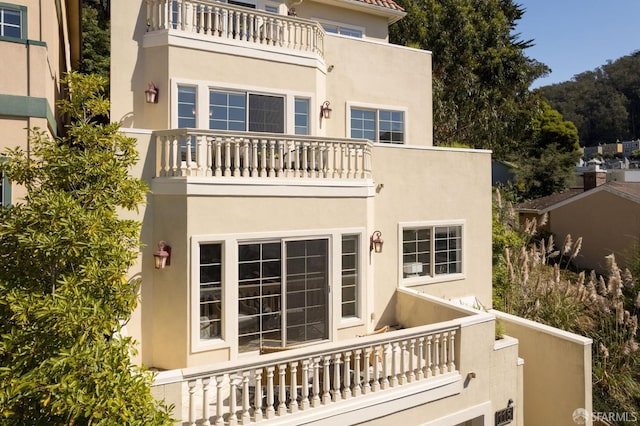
[
  {"left": 191, "top": 228, "right": 366, "bottom": 356},
  {"left": 0, "top": 3, "right": 27, "bottom": 41},
  {"left": 317, "top": 18, "right": 365, "bottom": 39},
  {"left": 172, "top": 79, "right": 316, "bottom": 135},
  {"left": 398, "top": 220, "right": 465, "bottom": 287},
  {"left": 347, "top": 101, "right": 408, "bottom": 144}
]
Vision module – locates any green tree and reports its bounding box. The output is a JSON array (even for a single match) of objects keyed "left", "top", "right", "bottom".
[
  {"left": 80, "top": 1, "right": 110, "bottom": 79},
  {"left": 389, "top": 0, "right": 549, "bottom": 158},
  {"left": 515, "top": 101, "right": 581, "bottom": 199},
  {"left": 0, "top": 72, "right": 172, "bottom": 424}
]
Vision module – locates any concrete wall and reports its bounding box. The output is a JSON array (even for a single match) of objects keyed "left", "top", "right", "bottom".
[{"left": 492, "top": 310, "right": 593, "bottom": 426}]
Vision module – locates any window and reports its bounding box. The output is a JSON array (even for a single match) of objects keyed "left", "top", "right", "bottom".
[
  {"left": 322, "top": 23, "right": 363, "bottom": 38},
  {"left": 294, "top": 98, "right": 310, "bottom": 135},
  {"left": 209, "top": 90, "right": 284, "bottom": 133},
  {"left": 238, "top": 238, "right": 328, "bottom": 352},
  {"left": 200, "top": 243, "right": 223, "bottom": 339},
  {"left": 402, "top": 225, "right": 462, "bottom": 280},
  {"left": 0, "top": 5, "right": 23, "bottom": 39},
  {"left": 177, "top": 85, "right": 196, "bottom": 128},
  {"left": 341, "top": 235, "right": 359, "bottom": 318},
  {"left": 351, "top": 108, "right": 405, "bottom": 143}
]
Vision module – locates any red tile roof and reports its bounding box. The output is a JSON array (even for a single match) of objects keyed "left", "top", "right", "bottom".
[
  {"left": 515, "top": 189, "right": 583, "bottom": 212},
  {"left": 354, "top": 0, "right": 405, "bottom": 12}
]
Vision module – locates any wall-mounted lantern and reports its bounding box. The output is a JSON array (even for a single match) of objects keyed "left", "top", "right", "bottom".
[
  {"left": 145, "top": 83, "right": 159, "bottom": 104},
  {"left": 320, "top": 101, "right": 332, "bottom": 119},
  {"left": 153, "top": 241, "right": 171, "bottom": 269},
  {"left": 369, "top": 230, "right": 384, "bottom": 253}
]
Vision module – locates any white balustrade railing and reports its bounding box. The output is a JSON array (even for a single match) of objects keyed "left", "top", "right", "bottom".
[
  {"left": 154, "top": 130, "right": 373, "bottom": 180},
  {"left": 158, "top": 324, "right": 459, "bottom": 425},
  {"left": 145, "top": 0, "right": 325, "bottom": 57}
]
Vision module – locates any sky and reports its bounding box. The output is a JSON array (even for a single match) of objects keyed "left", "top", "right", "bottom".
[{"left": 515, "top": 0, "right": 640, "bottom": 89}]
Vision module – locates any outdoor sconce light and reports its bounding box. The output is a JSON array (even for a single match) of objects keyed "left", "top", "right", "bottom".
[
  {"left": 320, "top": 101, "right": 332, "bottom": 119},
  {"left": 369, "top": 230, "right": 384, "bottom": 253},
  {"left": 153, "top": 241, "right": 171, "bottom": 269},
  {"left": 145, "top": 83, "right": 159, "bottom": 104}
]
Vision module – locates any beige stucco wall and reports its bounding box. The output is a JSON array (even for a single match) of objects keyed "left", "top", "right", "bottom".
[
  {"left": 550, "top": 190, "right": 640, "bottom": 271},
  {"left": 492, "top": 310, "right": 593, "bottom": 426}
]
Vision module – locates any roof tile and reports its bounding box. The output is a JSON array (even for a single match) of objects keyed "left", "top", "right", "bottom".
[{"left": 354, "top": 0, "right": 405, "bottom": 12}]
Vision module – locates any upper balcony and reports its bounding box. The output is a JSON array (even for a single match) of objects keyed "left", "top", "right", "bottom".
[{"left": 144, "top": 0, "right": 325, "bottom": 60}]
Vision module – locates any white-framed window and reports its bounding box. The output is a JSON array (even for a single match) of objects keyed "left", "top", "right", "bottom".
[
  {"left": 209, "top": 90, "right": 285, "bottom": 133},
  {"left": 341, "top": 234, "right": 360, "bottom": 318},
  {"left": 294, "top": 97, "right": 310, "bottom": 135},
  {"left": 400, "top": 222, "right": 464, "bottom": 285},
  {"left": 199, "top": 242, "right": 223, "bottom": 340},
  {"left": 350, "top": 106, "right": 405, "bottom": 144},
  {"left": 0, "top": 4, "right": 25, "bottom": 39},
  {"left": 320, "top": 21, "right": 363, "bottom": 38}
]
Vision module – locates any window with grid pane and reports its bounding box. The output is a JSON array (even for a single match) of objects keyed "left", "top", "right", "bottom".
[
  {"left": 402, "top": 225, "right": 462, "bottom": 279},
  {"left": 341, "top": 235, "right": 359, "bottom": 318},
  {"left": 402, "top": 228, "right": 431, "bottom": 278},
  {"left": 294, "top": 97, "right": 310, "bottom": 135},
  {"left": 0, "top": 6, "right": 23, "bottom": 39},
  {"left": 351, "top": 107, "right": 404, "bottom": 143},
  {"left": 200, "top": 243, "right": 222, "bottom": 340},
  {"left": 434, "top": 226, "right": 462, "bottom": 275},
  {"left": 209, "top": 90, "right": 246, "bottom": 131}
]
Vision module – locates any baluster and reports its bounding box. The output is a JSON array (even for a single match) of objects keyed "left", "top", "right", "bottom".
[
  {"left": 185, "top": 0, "right": 192, "bottom": 32},
  {"left": 293, "top": 141, "right": 300, "bottom": 177},
  {"left": 224, "top": 138, "right": 231, "bottom": 176},
  {"left": 268, "top": 141, "right": 276, "bottom": 177},
  {"left": 260, "top": 140, "right": 267, "bottom": 177},
  {"left": 347, "top": 144, "right": 354, "bottom": 179},
  {"left": 408, "top": 339, "right": 416, "bottom": 383},
  {"left": 425, "top": 335, "right": 433, "bottom": 378},
  {"left": 247, "top": 13, "right": 254, "bottom": 41},
  {"left": 286, "top": 21, "right": 292, "bottom": 49},
  {"left": 162, "top": 135, "right": 170, "bottom": 176},
  {"left": 300, "top": 359, "right": 310, "bottom": 410},
  {"left": 353, "top": 144, "right": 361, "bottom": 179},
  {"left": 254, "top": 368, "right": 263, "bottom": 422},
  {"left": 202, "top": 377, "right": 211, "bottom": 426},
  {"left": 328, "top": 143, "right": 336, "bottom": 178},
  {"left": 277, "top": 140, "right": 285, "bottom": 177},
  {"left": 449, "top": 330, "right": 457, "bottom": 372},
  {"left": 145, "top": 0, "right": 153, "bottom": 31},
  {"left": 311, "top": 357, "right": 321, "bottom": 408},
  {"left": 214, "top": 137, "right": 222, "bottom": 176},
  {"left": 206, "top": 136, "right": 213, "bottom": 176},
  {"left": 364, "top": 143, "right": 372, "bottom": 178},
  {"left": 342, "top": 351, "right": 352, "bottom": 399},
  {"left": 322, "top": 356, "right": 331, "bottom": 404},
  {"left": 319, "top": 143, "right": 326, "bottom": 178},
  {"left": 289, "top": 361, "right": 298, "bottom": 413},
  {"left": 241, "top": 373, "right": 250, "bottom": 425},
  {"left": 417, "top": 337, "right": 425, "bottom": 381},
  {"left": 400, "top": 340, "right": 408, "bottom": 385},
  {"left": 265, "top": 366, "right": 275, "bottom": 418},
  {"left": 332, "top": 353, "right": 342, "bottom": 402},
  {"left": 160, "top": 0, "right": 167, "bottom": 30},
  {"left": 234, "top": 10, "right": 240, "bottom": 40},
  {"left": 391, "top": 342, "right": 399, "bottom": 387},
  {"left": 251, "top": 139, "right": 259, "bottom": 177},
  {"left": 184, "top": 136, "right": 192, "bottom": 175},
  {"left": 228, "top": 376, "right": 238, "bottom": 426},
  {"left": 363, "top": 347, "right": 372, "bottom": 394},
  {"left": 233, "top": 138, "right": 241, "bottom": 176},
  {"left": 242, "top": 139, "right": 249, "bottom": 177},
  {"left": 215, "top": 376, "right": 224, "bottom": 426},
  {"left": 434, "top": 334, "right": 441, "bottom": 376},
  {"left": 196, "top": 135, "right": 205, "bottom": 175},
  {"left": 188, "top": 380, "right": 197, "bottom": 426},
  {"left": 213, "top": 6, "right": 220, "bottom": 35},
  {"left": 353, "top": 349, "right": 362, "bottom": 396},
  {"left": 339, "top": 143, "right": 346, "bottom": 178},
  {"left": 277, "top": 363, "right": 287, "bottom": 415},
  {"left": 381, "top": 343, "right": 390, "bottom": 390},
  {"left": 170, "top": 135, "right": 179, "bottom": 175},
  {"left": 302, "top": 143, "right": 309, "bottom": 178},
  {"left": 223, "top": 8, "right": 230, "bottom": 38},
  {"left": 441, "top": 332, "right": 448, "bottom": 374},
  {"left": 310, "top": 143, "right": 317, "bottom": 178}
]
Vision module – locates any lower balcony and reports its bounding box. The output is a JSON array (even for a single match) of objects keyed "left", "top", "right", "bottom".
[{"left": 151, "top": 290, "right": 497, "bottom": 425}]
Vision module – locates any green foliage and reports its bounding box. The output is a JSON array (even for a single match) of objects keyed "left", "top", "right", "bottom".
[
  {"left": 0, "top": 72, "right": 172, "bottom": 424},
  {"left": 493, "top": 198, "right": 640, "bottom": 420},
  {"left": 540, "top": 51, "right": 640, "bottom": 146},
  {"left": 80, "top": 2, "right": 110, "bottom": 79},
  {"left": 389, "top": 0, "right": 549, "bottom": 158},
  {"left": 515, "top": 101, "right": 581, "bottom": 199}
]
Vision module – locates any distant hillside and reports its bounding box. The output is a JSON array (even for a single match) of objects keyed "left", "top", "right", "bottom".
[{"left": 538, "top": 51, "right": 640, "bottom": 147}]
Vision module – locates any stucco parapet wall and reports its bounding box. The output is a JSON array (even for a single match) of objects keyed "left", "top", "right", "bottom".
[
  {"left": 372, "top": 143, "right": 492, "bottom": 155},
  {"left": 490, "top": 310, "right": 593, "bottom": 346}
]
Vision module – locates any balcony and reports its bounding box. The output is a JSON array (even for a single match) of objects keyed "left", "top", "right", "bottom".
[
  {"left": 145, "top": 0, "right": 324, "bottom": 58},
  {"left": 154, "top": 129, "right": 372, "bottom": 180},
  {"left": 151, "top": 290, "right": 496, "bottom": 424}
]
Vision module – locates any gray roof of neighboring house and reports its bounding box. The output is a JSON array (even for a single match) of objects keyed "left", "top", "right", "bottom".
[{"left": 515, "top": 181, "right": 640, "bottom": 214}]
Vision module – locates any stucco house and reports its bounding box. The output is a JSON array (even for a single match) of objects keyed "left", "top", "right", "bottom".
[
  {"left": 108, "top": 0, "right": 595, "bottom": 424},
  {"left": 516, "top": 176, "right": 640, "bottom": 272},
  {"left": 0, "top": 0, "right": 80, "bottom": 205}
]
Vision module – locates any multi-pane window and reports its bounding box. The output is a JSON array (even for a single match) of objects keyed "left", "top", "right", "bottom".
[
  {"left": 341, "top": 235, "right": 359, "bottom": 318},
  {"left": 200, "top": 243, "right": 223, "bottom": 339},
  {"left": 177, "top": 85, "right": 196, "bottom": 128},
  {"left": 294, "top": 98, "right": 310, "bottom": 135},
  {"left": 209, "top": 90, "right": 284, "bottom": 133},
  {"left": 0, "top": 6, "right": 22, "bottom": 38},
  {"left": 351, "top": 108, "right": 405, "bottom": 144},
  {"left": 322, "top": 24, "right": 363, "bottom": 38},
  {"left": 237, "top": 238, "right": 328, "bottom": 352},
  {"left": 402, "top": 225, "right": 462, "bottom": 279}
]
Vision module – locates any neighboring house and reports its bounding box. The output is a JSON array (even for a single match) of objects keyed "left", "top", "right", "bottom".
[
  {"left": 517, "top": 173, "right": 640, "bottom": 272},
  {"left": 0, "top": 0, "right": 81, "bottom": 204},
  {"left": 110, "top": 1, "right": 592, "bottom": 425},
  {"left": 622, "top": 139, "right": 640, "bottom": 157}
]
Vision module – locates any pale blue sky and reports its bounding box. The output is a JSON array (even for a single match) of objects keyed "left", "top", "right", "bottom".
[{"left": 516, "top": 0, "right": 640, "bottom": 88}]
